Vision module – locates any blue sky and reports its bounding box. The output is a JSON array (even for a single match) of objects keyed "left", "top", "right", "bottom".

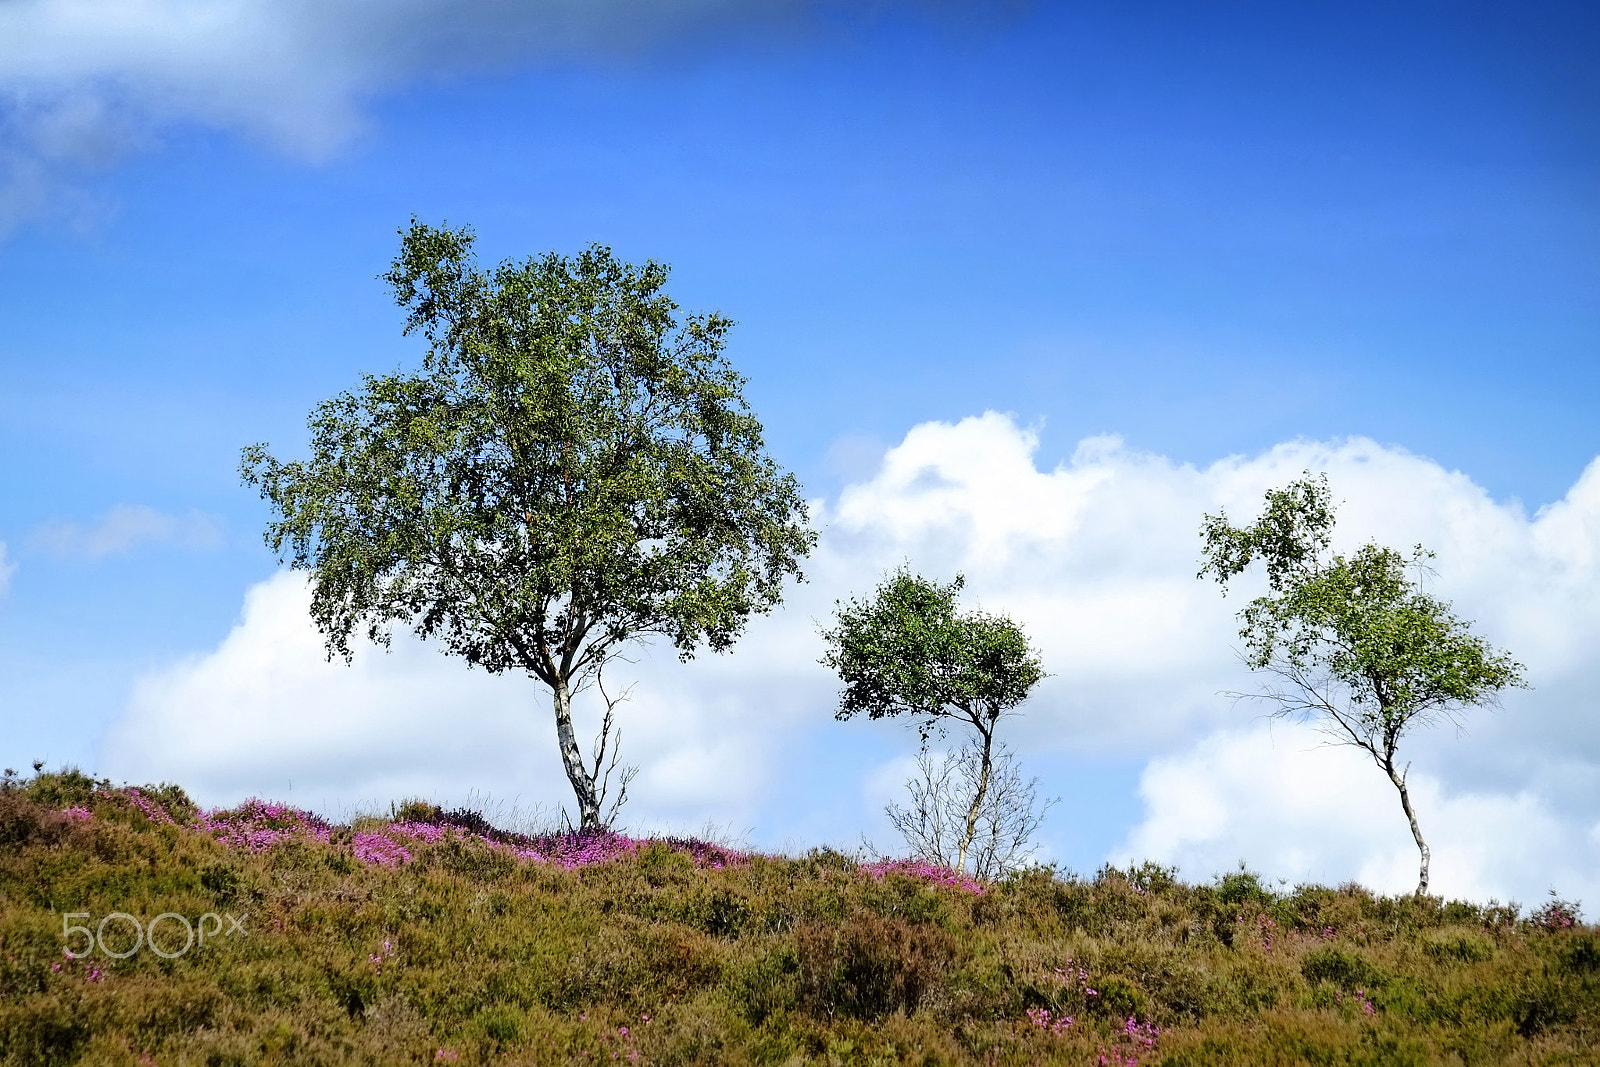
[{"left": 1, "top": 0, "right": 1597, "bottom": 894}]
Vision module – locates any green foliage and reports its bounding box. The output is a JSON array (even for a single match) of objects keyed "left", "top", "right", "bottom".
[
  {"left": 1302, "top": 946, "right": 1389, "bottom": 991},
  {"left": 18, "top": 769, "right": 103, "bottom": 810},
  {"left": 819, "top": 568, "right": 1042, "bottom": 742},
  {"left": 1214, "top": 865, "right": 1276, "bottom": 912},
  {"left": 241, "top": 220, "right": 814, "bottom": 828},
  {"left": 1199, "top": 474, "right": 1524, "bottom": 733},
  {"left": 1199, "top": 474, "right": 1525, "bottom": 896},
  {"left": 4, "top": 779, "right": 1599, "bottom": 1064},
  {"left": 820, "top": 568, "right": 1046, "bottom": 873},
  {"left": 1423, "top": 931, "right": 1494, "bottom": 964},
  {"left": 794, "top": 914, "right": 957, "bottom": 1022}
]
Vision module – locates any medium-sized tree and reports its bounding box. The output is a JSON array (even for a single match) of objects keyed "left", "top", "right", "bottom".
[
  {"left": 243, "top": 221, "right": 815, "bottom": 831},
  {"left": 1199, "top": 473, "right": 1526, "bottom": 896},
  {"left": 820, "top": 568, "right": 1045, "bottom": 871}
]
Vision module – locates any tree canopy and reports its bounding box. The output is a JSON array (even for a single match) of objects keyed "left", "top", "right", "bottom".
[
  {"left": 820, "top": 568, "right": 1044, "bottom": 869},
  {"left": 1200, "top": 473, "right": 1525, "bottom": 895},
  {"left": 242, "top": 220, "right": 815, "bottom": 830}
]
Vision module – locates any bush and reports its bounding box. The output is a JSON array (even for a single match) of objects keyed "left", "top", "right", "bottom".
[
  {"left": 795, "top": 914, "right": 957, "bottom": 1021},
  {"left": 1422, "top": 930, "right": 1494, "bottom": 963},
  {"left": 4, "top": 771, "right": 1600, "bottom": 1063},
  {"left": 1301, "top": 946, "right": 1388, "bottom": 991},
  {"left": 1529, "top": 892, "right": 1583, "bottom": 933}
]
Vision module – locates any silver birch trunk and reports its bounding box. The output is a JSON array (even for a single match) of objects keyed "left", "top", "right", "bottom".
[
  {"left": 552, "top": 678, "right": 601, "bottom": 831},
  {"left": 956, "top": 725, "right": 994, "bottom": 871},
  {"left": 1386, "top": 759, "right": 1430, "bottom": 896}
]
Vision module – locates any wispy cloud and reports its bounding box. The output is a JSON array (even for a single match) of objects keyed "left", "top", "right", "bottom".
[
  {"left": 0, "top": 0, "right": 826, "bottom": 233},
  {"left": 30, "top": 504, "right": 223, "bottom": 561},
  {"left": 0, "top": 541, "right": 15, "bottom": 595}
]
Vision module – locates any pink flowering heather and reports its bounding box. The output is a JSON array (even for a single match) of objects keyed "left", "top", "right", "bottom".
[
  {"left": 1237, "top": 912, "right": 1283, "bottom": 952},
  {"left": 366, "top": 822, "right": 750, "bottom": 872},
  {"left": 62, "top": 806, "right": 92, "bottom": 821},
  {"left": 345, "top": 822, "right": 637, "bottom": 870},
  {"left": 1025, "top": 1006, "right": 1074, "bottom": 1034},
  {"left": 198, "top": 800, "right": 332, "bottom": 853},
  {"left": 1334, "top": 989, "right": 1378, "bottom": 1017},
  {"left": 658, "top": 836, "right": 750, "bottom": 870},
  {"left": 1531, "top": 893, "right": 1583, "bottom": 932},
  {"left": 507, "top": 830, "right": 644, "bottom": 869},
  {"left": 121, "top": 788, "right": 177, "bottom": 826},
  {"left": 352, "top": 832, "right": 412, "bottom": 867},
  {"left": 387, "top": 821, "right": 452, "bottom": 844},
  {"left": 368, "top": 939, "right": 396, "bottom": 972},
  {"left": 1052, "top": 958, "right": 1099, "bottom": 1000},
  {"left": 188, "top": 796, "right": 755, "bottom": 875},
  {"left": 1096, "top": 1016, "right": 1162, "bottom": 1066},
  {"left": 339, "top": 820, "right": 463, "bottom": 867},
  {"left": 862, "top": 858, "right": 985, "bottom": 895}
]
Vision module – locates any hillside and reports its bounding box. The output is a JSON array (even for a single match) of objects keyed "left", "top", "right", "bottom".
[{"left": 2, "top": 770, "right": 1596, "bottom": 1066}]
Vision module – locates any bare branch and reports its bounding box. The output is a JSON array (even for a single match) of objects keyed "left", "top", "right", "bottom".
[
  {"left": 590, "top": 661, "right": 639, "bottom": 829},
  {"left": 886, "top": 743, "right": 1056, "bottom": 878}
]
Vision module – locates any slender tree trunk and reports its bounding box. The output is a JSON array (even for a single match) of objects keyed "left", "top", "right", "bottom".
[
  {"left": 1385, "top": 758, "right": 1430, "bottom": 896},
  {"left": 957, "top": 726, "right": 994, "bottom": 872},
  {"left": 552, "top": 677, "right": 601, "bottom": 831}
]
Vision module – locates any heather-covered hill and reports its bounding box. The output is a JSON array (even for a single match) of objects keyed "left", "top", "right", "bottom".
[{"left": 2, "top": 770, "right": 1596, "bottom": 1066}]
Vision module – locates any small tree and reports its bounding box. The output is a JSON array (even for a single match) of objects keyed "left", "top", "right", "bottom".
[
  {"left": 820, "top": 568, "right": 1045, "bottom": 871},
  {"left": 242, "top": 220, "right": 815, "bottom": 831},
  {"left": 1199, "top": 474, "right": 1525, "bottom": 896}
]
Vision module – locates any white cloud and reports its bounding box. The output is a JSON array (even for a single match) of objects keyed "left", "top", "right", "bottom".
[
  {"left": 0, "top": 0, "right": 811, "bottom": 232},
  {"left": 0, "top": 541, "right": 15, "bottom": 595},
  {"left": 100, "top": 413, "right": 1600, "bottom": 901},
  {"left": 100, "top": 568, "right": 829, "bottom": 830},
  {"left": 105, "top": 570, "right": 549, "bottom": 814},
  {"left": 0, "top": 0, "right": 804, "bottom": 153},
  {"left": 29, "top": 503, "right": 222, "bottom": 560},
  {"left": 1113, "top": 721, "right": 1595, "bottom": 908}
]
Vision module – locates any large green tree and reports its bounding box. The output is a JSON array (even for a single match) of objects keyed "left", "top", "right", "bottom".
[
  {"left": 1200, "top": 474, "right": 1525, "bottom": 896},
  {"left": 242, "top": 221, "right": 815, "bottom": 831},
  {"left": 820, "top": 568, "right": 1044, "bottom": 871}
]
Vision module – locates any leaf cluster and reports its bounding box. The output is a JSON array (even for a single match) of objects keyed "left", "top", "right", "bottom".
[
  {"left": 241, "top": 220, "right": 815, "bottom": 688},
  {"left": 1199, "top": 475, "right": 1525, "bottom": 756},
  {"left": 818, "top": 568, "right": 1043, "bottom": 740}
]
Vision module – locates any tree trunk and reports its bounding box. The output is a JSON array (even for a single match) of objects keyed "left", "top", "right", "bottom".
[
  {"left": 957, "top": 727, "right": 994, "bottom": 872},
  {"left": 552, "top": 678, "right": 601, "bottom": 832},
  {"left": 1385, "top": 759, "right": 1430, "bottom": 896}
]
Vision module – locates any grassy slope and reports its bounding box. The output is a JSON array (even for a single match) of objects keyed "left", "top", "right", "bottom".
[{"left": 2, "top": 772, "right": 1598, "bottom": 1066}]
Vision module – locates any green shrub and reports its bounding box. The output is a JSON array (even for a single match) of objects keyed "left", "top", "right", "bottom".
[
  {"left": 475, "top": 1003, "right": 527, "bottom": 1047},
  {"left": 3, "top": 774, "right": 1599, "bottom": 1064},
  {"left": 1302, "top": 945, "right": 1389, "bottom": 990},
  {"left": 795, "top": 914, "right": 956, "bottom": 1021},
  {"left": 1423, "top": 930, "right": 1494, "bottom": 963}
]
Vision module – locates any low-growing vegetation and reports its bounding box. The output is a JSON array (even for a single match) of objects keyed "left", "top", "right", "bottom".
[{"left": 3, "top": 769, "right": 1596, "bottom": 1066}]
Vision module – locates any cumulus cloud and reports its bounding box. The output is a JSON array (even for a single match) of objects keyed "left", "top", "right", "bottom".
[
  {"left": 101, "top": 566, "right": 830, "bottom": 830},
  {"left": 1113, "top": 721, "right": 1594, "bottom": 907},
  {"left": 100, "top": 413, "right": 1600, "bottom": 902},
  {"left": 29, "top": 503, "right": 222, "bottom": 560},
  {"left": 105, "top": 571, "right": 549, "bottom": 815}
]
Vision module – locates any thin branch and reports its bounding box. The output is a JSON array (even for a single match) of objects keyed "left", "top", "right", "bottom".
[{"left": 590, "top": 660, "right": 640, "bottom": 829}]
